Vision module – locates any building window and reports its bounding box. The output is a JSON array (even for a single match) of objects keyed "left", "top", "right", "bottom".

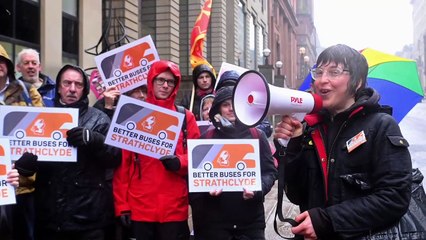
[
  {"left": 249, "top": 14, "right": 256, "bottom": 69},
  {"left": 16, "top": 0, "right": 40, "bottom": 44},
  {"left": 0, "top": 1, "right": 13, "bottom": 38},
  {"left": 0, "top": 0, "right": 40, "bottom": 44},
  {"left": 258, "top": 26, "right": 264, "bottom": 66},
  {"left": 62, "top": 0, "right": 78, "bottom": 64},
  {"left": 63, "top": 0, "right": 77, "bottom": 16},
  {"left": 297, "top": 0, "right": 308, "bottom": 14},
  {"left": 0, "top": 0, "right": 40, "bottom": 60},
  {"left": 140, "top": 0, "right": 157, "bottom": 43},
  {"left": 237, "top": 1, "right": 246, "bottom": 67}
]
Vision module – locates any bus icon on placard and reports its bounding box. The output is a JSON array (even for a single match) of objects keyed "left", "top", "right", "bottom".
[
  {"left": 3, "top": 112, "right": 74, "bottom": 140},
  {"left": 0, "top": 146, "right": 6, "bottom": 175},
  {"left": 116, "top": 103, "right": 180, "bottom": 141},
  {"left": 100, "top": 41, "right": 156, "bottom": 79},
  {"left": 193, "top": 144, "right": 257, "bottom": 171}
]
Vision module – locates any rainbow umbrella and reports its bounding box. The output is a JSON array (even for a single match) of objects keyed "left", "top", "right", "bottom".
[{"left": 299, "top": 48, "right": 424, "bottom": 123}]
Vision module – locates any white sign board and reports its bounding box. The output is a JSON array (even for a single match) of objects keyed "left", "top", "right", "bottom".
[
  {"left": 95, "top": 35, "right": 160, "bottom": 93},
  {"left": 0, "top": 106, "right": 78, "bottom": 162},
  {"left": 188, "top": 139, "right": 261, "bottom": 192},
  {"left": 215, "top": 62, "right": 248, "bottom": 89},
  {"left": 0, "top": 138, "right": 16, "bottom": 205},
  {"left": 105, "top": 95, "right": 184, "bottom": 159}
]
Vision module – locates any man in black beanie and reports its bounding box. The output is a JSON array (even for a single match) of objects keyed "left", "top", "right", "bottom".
[{"left": 181, "top": 64, "right": 216, "bottom": 120}]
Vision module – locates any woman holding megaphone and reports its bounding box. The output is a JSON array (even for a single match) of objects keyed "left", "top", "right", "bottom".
[{"left": 273, "top": 44, "right": 411, "bottom": 239}]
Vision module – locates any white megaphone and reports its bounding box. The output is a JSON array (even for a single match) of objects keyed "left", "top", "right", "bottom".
[{"left": 233, "top": 70, "right": 323, "bottom": 146}]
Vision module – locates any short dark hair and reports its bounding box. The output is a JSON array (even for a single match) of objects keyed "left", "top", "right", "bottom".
[{"left": 316, "top": 44, "right": 368, "bottom": 96}]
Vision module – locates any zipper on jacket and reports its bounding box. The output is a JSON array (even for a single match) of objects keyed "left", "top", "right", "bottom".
[
  {"left": 326, "top": 120, "right": 347, "bottom": 200},
  {"left": 133, "top": 153, "right": 142, "bottom": 179}
]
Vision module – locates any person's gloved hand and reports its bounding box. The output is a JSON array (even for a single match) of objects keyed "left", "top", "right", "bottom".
[
  {"left": 120, "top": 211, "right": 131, "bottom": 227},
  {"left": 15, "top": 152, "right": 38, "bottom": 177},
  {"left": 159, "top": 155, "right": 181, "bottom": 171},
  {"left": 66, "top": 127, "right": 105, "bottom": 148}
]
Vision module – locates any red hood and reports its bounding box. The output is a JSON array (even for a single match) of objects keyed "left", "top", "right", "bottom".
[{"left": 146, "top": 60, "right": 181, "bottom": 109}]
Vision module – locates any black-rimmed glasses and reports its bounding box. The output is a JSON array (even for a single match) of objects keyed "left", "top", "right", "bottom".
[{"left": 154, "top": 77, "right": 176, "bottom": 87}]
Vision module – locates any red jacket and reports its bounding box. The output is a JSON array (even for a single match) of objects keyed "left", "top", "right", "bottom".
[{"left": 113, "top": 60, "right": 200, "bottom": 222}]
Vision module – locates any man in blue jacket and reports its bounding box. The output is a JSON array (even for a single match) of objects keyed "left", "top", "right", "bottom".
[{"left": 16, "top": 48, "right": 56, "bottom": 107}]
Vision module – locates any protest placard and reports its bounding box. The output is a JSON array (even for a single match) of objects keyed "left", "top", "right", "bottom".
[
  {"left": 105, "top": 95, "right": 184, "bottom": 159},
  {"left": 0, "top": 106, "right": 78, "bottom": 162},
  {"left": 89, "top": 69, "right": 105, "bottom": 99},
  {"left": 188, "top": 139, "right": 261, "bottom": 192},
  {"left": 95, "top": 35, "right": 160, "bottom": 93},
  {"left": 0, "top": 138, "right": 16, "bottom": 205},
  {"left": 214, "top": 62, "right": 248, "bottom": 89}
]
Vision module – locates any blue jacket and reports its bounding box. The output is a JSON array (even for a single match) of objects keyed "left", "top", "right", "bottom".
[{"left": 20, "top": 73, "right": 56, "bottom": 107}]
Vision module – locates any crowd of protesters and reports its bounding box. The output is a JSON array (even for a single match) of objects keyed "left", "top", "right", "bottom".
[{"left": 0, "top": 43, "right": 415, "bottom": 240}]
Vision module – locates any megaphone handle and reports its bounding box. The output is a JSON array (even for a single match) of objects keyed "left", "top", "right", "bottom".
[{"left": 277, "top": 113, "right": 306, "bottom": 147}]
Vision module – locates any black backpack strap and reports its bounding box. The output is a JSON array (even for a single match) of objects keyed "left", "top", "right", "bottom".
[{"left": 175, "top": 105, "right": 187, "bottom": 149}]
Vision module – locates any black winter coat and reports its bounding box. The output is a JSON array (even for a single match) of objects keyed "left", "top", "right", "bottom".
[
  {"left": 190, "top": 87, "right": 277, "bottom": 237},
  {"left": 190, "top": 125, "right": 277, "bottom": 234},
  {"left": 34, "top": 99, "right": 120, "bottom": 232},
  {"left": 93, "top": 97, "right": 115, "bottom": 119},
  {"left": 278, "top": 88, "right": 412, "bottom": 239}
]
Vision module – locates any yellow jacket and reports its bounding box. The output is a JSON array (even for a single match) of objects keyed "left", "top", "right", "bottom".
[
  {"left": 4, "top": 81, "right": 44, "bottom": 195},
  {"left": 1, "top": 44, "right": 44, "bottom": 194}
]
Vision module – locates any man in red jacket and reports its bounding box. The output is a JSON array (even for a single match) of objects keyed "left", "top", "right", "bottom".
[{"left": 113, "top": 60, "right": 200, "bottom": 240}]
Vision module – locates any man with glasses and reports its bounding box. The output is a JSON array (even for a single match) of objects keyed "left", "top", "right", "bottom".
[
  {"left": 273, "top": 44, "right": 411, "bottom": 239},
  {"left": 114, "top": 60, "right": 200, "bottom": 240},
  {"left": 16, "top": 64, "right": 121, "bottom": 240}
]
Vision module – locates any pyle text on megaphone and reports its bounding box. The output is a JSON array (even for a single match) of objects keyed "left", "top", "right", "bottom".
[{"left": 232, "top": 70, "right": 323, "bottom": 146}]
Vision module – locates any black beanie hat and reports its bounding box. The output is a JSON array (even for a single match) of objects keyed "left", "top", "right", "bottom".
[
  {"left": 192, "top": 64, "right": 216, "bottom": 88},
  {"left": 215, "top": 70, "right": 240, "bottom": 91},
  {"left": 209, "top": 86, "right": 234, "bottom": 123},
  {"left": 55, "top": 64, "right": 90, "bottom": 99}
]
